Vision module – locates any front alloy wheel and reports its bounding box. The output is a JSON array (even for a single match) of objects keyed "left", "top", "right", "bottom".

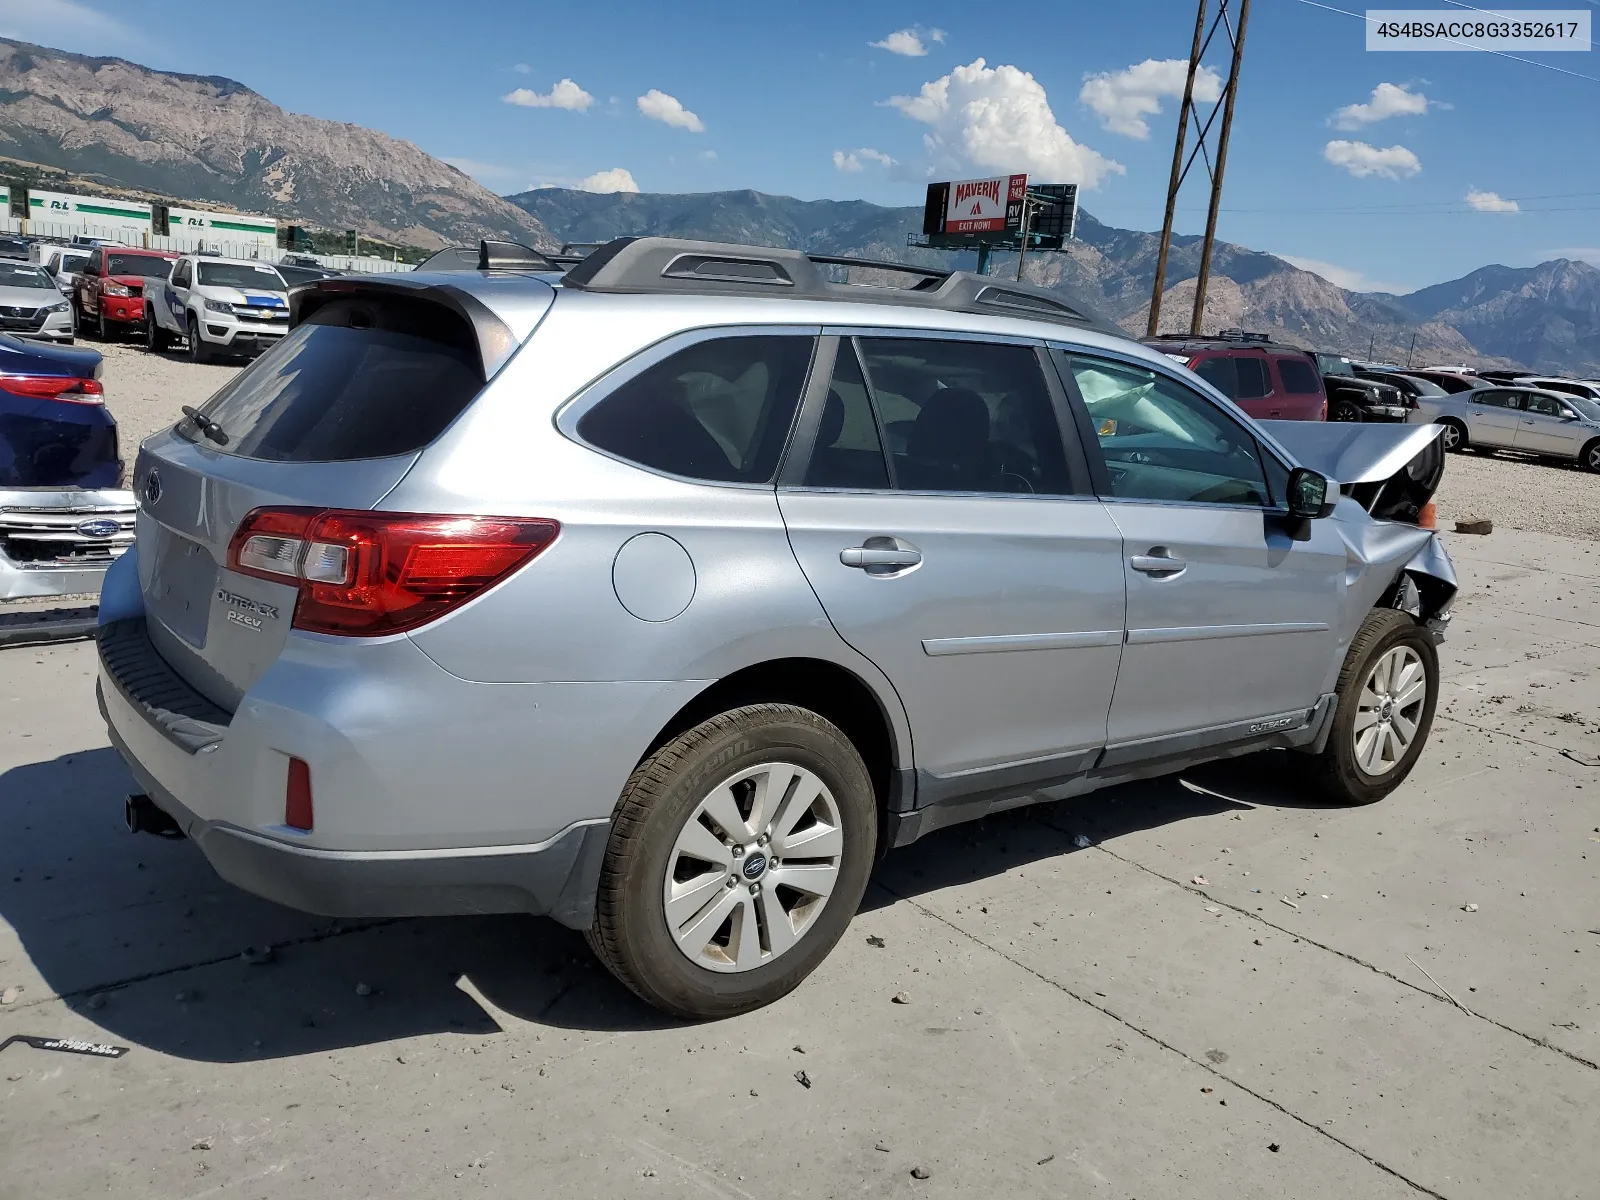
[
  {"left": 1332, "top": 400, "right": 1363, "bottom": 422},
  {"left": 1351, "top": 645, "right": 1428, "bottom": 776},
  {"left": 664, "top": 762, "right": 843, "bottom": 972}
]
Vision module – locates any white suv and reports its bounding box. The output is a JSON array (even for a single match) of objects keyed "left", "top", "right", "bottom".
[{"left": 146, "top": 255, "right": 290, "bottom": 361}]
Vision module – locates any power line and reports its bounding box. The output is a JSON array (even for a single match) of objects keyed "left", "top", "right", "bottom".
[{"left": 1293, "top": 0, "right": 1600, "bottom": 84}]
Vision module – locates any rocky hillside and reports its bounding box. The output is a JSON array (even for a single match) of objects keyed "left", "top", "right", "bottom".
[
  {"left": 515, "top": 187, "right": 1593, "bottom": 372},
  {"left": 0, "top": 38, "right": 555, "bottom": 250}
]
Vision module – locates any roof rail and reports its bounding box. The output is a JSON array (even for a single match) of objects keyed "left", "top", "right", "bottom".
[
  {"left": 558, "top": 237, "right": 1124, "bottom": 337},
  {"left": 1214, "top": 328, "right": 1273, "bottom": 343}
]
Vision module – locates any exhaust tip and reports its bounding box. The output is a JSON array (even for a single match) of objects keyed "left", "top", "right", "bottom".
[{"left": 125, "top": 794, "right": 183, "bottom": 838}]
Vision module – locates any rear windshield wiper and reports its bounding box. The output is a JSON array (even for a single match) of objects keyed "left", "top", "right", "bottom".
[{"left": 181, "top": 405, "right": 230, "bottom": 446}]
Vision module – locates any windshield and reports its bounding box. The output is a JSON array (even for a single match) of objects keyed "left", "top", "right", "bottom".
[
  {"left": 197, "top": 262, "right": 286, "bottom": 289},
  {"left": 1566, "top": 395, "right": 1600, "bottom": 422},
  {"left": 107, "top": 254, "right": 174, "bottom": 278},
  {"left": 0, "top": 263, "right": 54, "bottom": 290},
  {"left": 1315, "top": 353, "right": 1354, "bottom": 377}
]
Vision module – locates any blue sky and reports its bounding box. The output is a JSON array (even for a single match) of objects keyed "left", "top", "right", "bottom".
[{"left": 4, "top": 0, "right": 1599, "bottom": 292}]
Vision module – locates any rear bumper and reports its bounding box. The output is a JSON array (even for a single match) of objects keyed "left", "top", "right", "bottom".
[
  {"left": 100, "top": 692, "right": 608, "bottom": 924},
  {"left": 94, "top": 590, "right": 703, "bottom": 924}
]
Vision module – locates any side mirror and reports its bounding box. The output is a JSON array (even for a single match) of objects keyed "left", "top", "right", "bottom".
[{"left": 1287, "top": 467, "right": 1337, "bottom": 519}]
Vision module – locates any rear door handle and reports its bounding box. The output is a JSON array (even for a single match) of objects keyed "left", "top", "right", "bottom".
[
  {"left": 841, "top": 546, "right": 922, "bottom": 569},
  {"left": 1130, "top": 550, "right": 1187, "bottom": 577}
]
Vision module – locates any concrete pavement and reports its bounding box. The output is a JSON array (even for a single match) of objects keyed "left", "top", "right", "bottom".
[{"left": 1, "top": 528, "right": 1596, "bottom": 1199}]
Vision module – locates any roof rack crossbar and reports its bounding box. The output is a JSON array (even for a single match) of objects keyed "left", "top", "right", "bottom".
[
  {"left": 478, "top": 239, "right": 558, "bottom": 272},
  {"left": 557, "top": 237, "right": 1123, "bottom": 337}
]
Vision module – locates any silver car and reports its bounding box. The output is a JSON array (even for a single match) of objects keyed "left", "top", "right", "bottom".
[
  {"left": 1413, "top": 383, "right": 1600, "bottom": 471},
  {"left": 97, "top": 238, "right": 1457, "bottom": 1018},
  {"left": 0, "top": 261, "right": 75, "bottom": 343}
]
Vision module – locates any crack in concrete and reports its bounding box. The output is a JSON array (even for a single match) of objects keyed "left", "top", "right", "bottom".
[
  {"left": 874, "top": 878, "right": 1457, "bottom": 1200},
  {"left": 1035, "top": 819, "right": 1599, "bottom": 1074}
]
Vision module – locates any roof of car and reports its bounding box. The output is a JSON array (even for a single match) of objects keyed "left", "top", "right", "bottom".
[
  {"left": 183, "top": 255, "right": 286, "bottom": 270},
  {"left": 1142, "top": 335, "right": 1313, "bottom": 355}
]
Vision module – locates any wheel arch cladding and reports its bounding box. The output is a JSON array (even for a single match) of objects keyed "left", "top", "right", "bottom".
[{"left": 641, "top": 657, "right": 903, "bottom": 825}]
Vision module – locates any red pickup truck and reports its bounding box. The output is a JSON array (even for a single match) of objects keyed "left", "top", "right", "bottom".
[{"left": 72, "top": 248, "right": 178, "bottom": 341}]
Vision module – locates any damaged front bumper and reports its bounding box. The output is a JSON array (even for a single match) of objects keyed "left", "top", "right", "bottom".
[{"left": 0, "top": 488, "right": 137, "bottom": 599}]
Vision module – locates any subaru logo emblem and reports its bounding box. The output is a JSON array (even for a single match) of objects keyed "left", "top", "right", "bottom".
[
  {"left": 741, "top": 853, "right": 767, "bottom": 880},
  {"left": 143, "top": 470, "right": 162, "bottom": 505},
  {"left": 75, "top": 518, "right": 120, "bottom": 539}
]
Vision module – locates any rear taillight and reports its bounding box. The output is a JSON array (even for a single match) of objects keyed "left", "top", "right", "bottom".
[
  {"left": 227, "top": 508, "right": 560, "bottom": 637},
  {"left": 285, "top": 757, "right": 314, "bottom": 831},
  {"left": 0, "top": 375, "right": 105, "bottom": 404}
]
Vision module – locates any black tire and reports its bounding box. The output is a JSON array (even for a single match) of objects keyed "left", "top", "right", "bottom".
[
  {"left": 1436, "top": 418, "right": 1467, "bottom": 452},
  {"left": 1331, "top": 399, "right": 1363, "bottom": 423},
  {"left": 1581, "top": 438, "right": 1600, "bottom": 474},
  {"left": 187, "top": 314, "right": 211, "bottom": 364},
  {"left": 588, "top": 703, "right": 877, "bottom": 1020},
  {"left": 146, "top": 314, "right": 166, "bottom": 352},
  {"left": 1308, "top": 609, "right": 1438, "bottom": 806},
  {"left": 98, "top": 307, "right": 114, "bottom": 342}
]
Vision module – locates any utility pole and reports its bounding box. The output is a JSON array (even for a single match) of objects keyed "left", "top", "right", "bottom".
[{"left": 1145, "top": 0, "right": 1253, "bottom": 338}]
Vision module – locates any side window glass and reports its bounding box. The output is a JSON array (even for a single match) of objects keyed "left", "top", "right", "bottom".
[
  {"left": 1191, "top": 355, "right": 1237, "bottom": 398},
  {"left": 1063, "top": 356, "right": 1272, "bottom": 507},
  {"left": 855, "top": 338, "right": 1071, "bottom": 495},
  {"left": 85, "top": 252, "right": 100, "bottom": 276},
  {"left": 1526, "top": 394, "right": 1562, "bottom": 417},
  {"left": 1234, "top": 357, "right": 1270, "bottom": 398},
  {"left": 802, "top": 341, "right": 890, "bottom": 489},
  {"left": 1276, "top": 357, "right": 1323, "bottom": 395},
  {"left": 577, "top": 335, "right": 814, "bottom": 484}
]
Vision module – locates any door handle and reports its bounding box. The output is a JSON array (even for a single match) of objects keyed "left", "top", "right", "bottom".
[
  {"left": 1130, "top": 549, "right": 1187, "bottom": 577},
  {"left": 841, "top": 545, "right": 922, "bottom": 569}
]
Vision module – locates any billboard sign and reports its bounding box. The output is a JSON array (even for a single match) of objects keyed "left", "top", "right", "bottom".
[
  {"left": 28, "top": 189, "right": 153, "bottom": 236},
  {"left": 940, "top": 173, "right": 1027, "bottom": 234}
]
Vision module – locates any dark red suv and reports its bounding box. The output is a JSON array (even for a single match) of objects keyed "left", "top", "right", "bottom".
[{"left": 1143, "top": 334, "right": 1327, "bottom": 421}]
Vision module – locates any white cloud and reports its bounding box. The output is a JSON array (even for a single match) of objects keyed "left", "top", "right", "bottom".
[
  {"left": 833, "top": 146, "right": 896, "bottom": 171},
  {"left": 1332, "top": 82, "right": 1429, "bottom": 130},
  {"left": 580, "top": 168, "right": 640, "bottom": 194},
  {"left": 502, "top": 79, "right": 594, "bottom": 112},
  {"left": 1279, "top": 254, "right": 1410, "bottom": 295},
  {"left": 1465, "top": 189, "right": 1518, "bottom": 213},
  {"left": 512, "top": 62, "right": 531, "bottom": 75},
  {"left": 1323, "top": 139, "right": 1421, "bottom": 180},
  {"left": 637, "top": 89, "right": 705, "bottom": 132},
  {"left": 870, "top": 27, "right": 946, "bottom": 56},
  {"left": 888, "top": 58, "right": 1124, "bottom": 189},
  {"left": 1078, "top": 58, "right": 1222, "bottom": 139},
  {"left": 0, "top": 0, "right": 146, "bottom": 51},
  {"left": 698, "top": 149, "right": 718, "bottom": 161}
]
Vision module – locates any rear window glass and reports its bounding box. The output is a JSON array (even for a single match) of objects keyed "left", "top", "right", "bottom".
[
  {"left": 1234, "top": 357, "right": 1270, "bottom": 398},
  {"left": 197, "top": 262, "right": 286, "bottom": 289},
  {"left": 178, "top": 296, "right": 482, "bottom": 462},
  {"left": 1191, "top": 355, "right": 1237, "bottom": 398},
  {"left": 106, "top": 254, "right": 174, "bottom": 278},
  {"left": 1277, "top": 357, "right": 1323, "bottom": 394},
  {"left": 578, "top": 335, "right": 814, "bottom": 483}
]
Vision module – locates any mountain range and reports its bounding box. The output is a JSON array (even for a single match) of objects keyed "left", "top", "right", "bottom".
[{"left": 1, "top": 36, "right": 1594, "bottom": 375}]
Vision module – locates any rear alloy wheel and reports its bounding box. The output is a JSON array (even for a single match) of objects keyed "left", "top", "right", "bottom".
[
  {"left": 1307, "top": 609, "right": 1438, "bottom": 805},
  {"left": 1332, "top": 399, "right": 1363, "bottom": 422},
  {"left": 1436, "top": 419, "right": 1467, "bottom": 452},
  {"left": 1583, "top": 439, "right": 1600, "bottom": 473},
  {"left": 588, "top": 704, "right": 876, "bottom": 1019}
]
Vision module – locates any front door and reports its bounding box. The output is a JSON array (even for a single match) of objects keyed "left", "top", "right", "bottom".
[
  {"left": 1055, "top": 352, "right": 1346, "bottom": 758},
  {"left": 1514, "top": 393, "right": 1584, "bottom": 456},
  {"left": 1465, "top": 389, "right": 1525, "bottom": 446},
  {"left": 778, "top": 335, "right": 1126, "bottom": 797}
]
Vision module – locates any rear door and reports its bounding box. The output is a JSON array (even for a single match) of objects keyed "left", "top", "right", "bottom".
[
  {"left": 1272, "top": 354, "right": 1327, "bottom": 421},
  {"left": 1055, "top": 351, "right": 1345, "bottom": 758},
  {"left": 135, "top": 288, "right": 543, "bottom": 710},
  {"left": 1465, "top": 389, "right": 1524, "bottom": 446},
  {"left": 1230, "top": 352, "right": 1278, "bottom": 420},
  {"left": 778, "top": 333, "right": 1126, "bottom": 799},
  {"left": 1513, "top": 392, "right": 1584, "bottom": 456}
]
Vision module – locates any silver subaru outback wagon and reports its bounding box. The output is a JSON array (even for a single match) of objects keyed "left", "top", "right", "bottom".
[{"left": 97, "top": 238, "right": 1457, "bottom": 1019}]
